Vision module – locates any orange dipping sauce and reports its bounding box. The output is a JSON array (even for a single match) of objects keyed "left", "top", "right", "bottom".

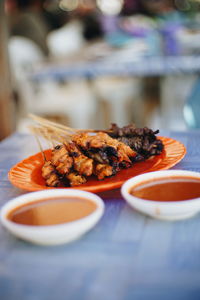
[
  {"left": 7, "top": 197, "right": 97, "bottom": 226},
  {"left": 129, "top": 176, "right": 200, "bottom": 202}
]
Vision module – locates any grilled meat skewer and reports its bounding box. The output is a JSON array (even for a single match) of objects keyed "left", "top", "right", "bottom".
[
  {"left": 66, "top": 172, "right": 87, "bottom": 186},
  {"left": 107, "top": 123, "right": 164, "bottom": 160},
  {"left": 42, "top": 161, "right": 60, "bottom": 187},
  {"left": 51, "top": 144, "right": 73, "bottom": 175},
  {"left": 41, "top": 124, "right": 164, "bottom": 187},
  {"left": 72, "top": 132, "right": 136, "bottom": 167}
]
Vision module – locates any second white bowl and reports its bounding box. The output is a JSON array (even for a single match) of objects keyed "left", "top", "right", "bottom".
[{"left": 121, "top": 170, "right": 200, "bottom": 221}]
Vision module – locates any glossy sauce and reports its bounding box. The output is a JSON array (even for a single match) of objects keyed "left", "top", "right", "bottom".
[
  {"left": 7, "top": 197, "right": 97, "bottom": 226},
  {"left": 130, "top": 176, "right": 200, "bottom": 201}
]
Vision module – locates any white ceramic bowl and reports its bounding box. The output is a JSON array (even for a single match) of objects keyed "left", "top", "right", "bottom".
[
  {"left": 121, "top": 170, "right": 200, "bottom": 221},
  {"left": 0, "top": 189, "right": 104, "bottom": 245}
]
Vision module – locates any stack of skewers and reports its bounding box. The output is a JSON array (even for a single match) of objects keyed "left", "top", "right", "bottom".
[{"left": 29, "top": 115, "right": 164, "bottom": 187}]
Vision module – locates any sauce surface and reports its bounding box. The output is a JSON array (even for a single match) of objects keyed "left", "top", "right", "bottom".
[
  {"left": 130, "top": 176, "right": 200, "bottom": 201},
  {"left": 7, "top": 197, "right": 97, "bottom": 226}
]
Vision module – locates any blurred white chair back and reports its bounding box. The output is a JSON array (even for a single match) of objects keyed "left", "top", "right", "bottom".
[
  {"left": 8, "top": 36, "right": 43, "bottom": 100},
  {"left": 8, "top": 36, "right": 44, "bottom": 75},
  {"left": 8, "top": 36, "right": 97, "bottom": 130},
  {"left": 47, "top": 20, "right": 85, "bottom": 58},
  {"left": 93, "top": 76, "right": 142, "bottom": 127}
]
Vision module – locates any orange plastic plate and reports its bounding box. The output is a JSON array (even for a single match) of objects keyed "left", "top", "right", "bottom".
[{"left": 8, "top": 137, "right": 186, "bottom": 193}]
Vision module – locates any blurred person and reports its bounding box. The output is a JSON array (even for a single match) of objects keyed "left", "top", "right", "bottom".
[
  {"left": 43, "top": 0, "right": 69, "bottom": 30},
  {"left": 81, "top": 13, "right": 104, "bottom": 41},
  {"left": 141, "top": 0, "right": 175, "bottom": 15},
  {"left": 75, "top": 0, "right": 104, "bottom": 41},
  {"left": 122, "top": 0, "right": 143, "bottom": 15},
  {"left": 5, "top": 0, "right": 66, "bottom": 56},
  {"left": 141, "top": 0, "right": 190, "bottom": 25}
]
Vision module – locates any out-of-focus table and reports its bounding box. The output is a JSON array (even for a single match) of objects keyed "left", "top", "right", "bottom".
[
  {"left": 32, "top": 55, "right": 200, "bottom": 80},
  {"left": 31, "top": 54, "right": 200, "bottom": 130},
  {"left": 1, "top": 131, "right": 200, "bottom": 300}
]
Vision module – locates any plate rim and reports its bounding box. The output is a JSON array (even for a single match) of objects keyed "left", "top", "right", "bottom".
[{"left": 8, "top": 136, "right": 187, "bottom": 193}]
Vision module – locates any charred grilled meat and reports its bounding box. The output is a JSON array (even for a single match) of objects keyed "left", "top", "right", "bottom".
[
  {"left": 66, "top": 172, "right": 87, "bottom": 186},
  {"left": 42, "top": 132, "right": 137, "bottom": 187},
  {"left": 72, "top": 132, "right": 136, "bottom": 168},
  {"left": 51, "top": 144, "right": 73, "bottom": 175},
  {"left": 65, "top": 142, "right": 93, "bottom": 177},
  {"left": 94, "top": 163, "right": 114, "bottom": 180},
  {"left": 41, "top": 125, "right": 164, "bottom": 187},
  {"left": 107, "top": 123, "right": 164, "bottom": 161},
  {"left": 42, "top": 161, "right": 60, "bottom": 187}
]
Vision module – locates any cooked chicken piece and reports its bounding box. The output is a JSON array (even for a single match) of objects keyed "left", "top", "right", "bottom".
[
  {"left": 94, "top": 164, "right": 114, "bottom": 180},
  {"left": 41, "top": 122, "right": 164, "bottom": 187},
  {"left": 42, "top": 131, "right": 136, "bottom": 186},
  {"left": 42, "top": 161, "right": 60, "bottom": 187},
  {"left": 116, "top": 142, "right": 135, "bottom": 167},
  {"left": 97, "top": 134, "right": 136, "bottom": 163},
  {"left": 46, "top": 173, "right": 60, "bottom": 187},
  {"left": 85, "top": 150, "right": 109, "bottom": 164},
  {"left": 65, "top": 142, "right": 93, "bottom": 176},
  {"left": 72, "top": 133, "right": 110, "bottom": 164},
  {"left": 72, "top": 133, "right": 91, "bottom": 148},
  {"left": 72, "top": 132, "right": 136, "bottom": 165},
  {"left": 73, "top": 132, "right": 112, "bottom": 149},
  {"left": 73, "top": 155, "right": 93, "bottom": 176},
  {"left": 66, "top": 172, "right": 87, "bottom": 186},
  {"left": 51, "top": 144, "right": 73, "bottom": 175}
]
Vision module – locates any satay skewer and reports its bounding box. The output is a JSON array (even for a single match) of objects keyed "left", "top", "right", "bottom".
[
  {"left": 28, "top": 126, "right": 47, "bottom": 162},
  {"left": 29, "top": 114, "right": 76, "bottom": 134},
  {"left": 29, "top": 114, "right": 111, "bottom": 136}
]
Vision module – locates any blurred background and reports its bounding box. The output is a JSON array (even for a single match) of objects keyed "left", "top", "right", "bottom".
[{"left": 1, "top": 0, "right": 200, "bottom": 140}]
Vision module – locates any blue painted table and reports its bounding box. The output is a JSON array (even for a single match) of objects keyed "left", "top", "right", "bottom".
[
  {"left": 32, "top": 56, "right": 200, "bottom": 81},
  {"left": 1, "top": 131, "right": 200, "bottom": 300}
]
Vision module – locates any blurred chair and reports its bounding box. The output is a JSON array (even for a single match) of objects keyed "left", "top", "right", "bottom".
[
  {"left": 160, "top": 75, "right": 196, "bottom": 130},
  {"left": 184, "top": 78, "right": 200, "bottom": 129},
  {"left": 8, "top": 36, "right": 96, "bottom": 130},
  {"left": 93, "top": 76, "right": 142, "bottom": 127},
  {"left": 47, "top": 20, "right": 85, "bottom": 58}
]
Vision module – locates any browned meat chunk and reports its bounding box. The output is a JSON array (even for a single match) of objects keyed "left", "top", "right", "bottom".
[
  {"left": 51, "top": 144, "right": 73, "bottom": 174},
  {"left": 72, "top": 132, "right": 136, "bottom": 166},
  {"left": 73, "top": 155, "right": 93, "bottom": 176},
  {"left": 108, "top": 123, "right": 164, "bottom": 160},
  {"left": 66, "top": 172, "right": 86, "bottom": 186},
  {"left": 65, "top": 142, "right": 93, "bottom": 176},
  {"left": 94, "top": 164, "right": 113, "bottom": 180},
  {"left": 42, "top": 161, "right": 60, "bottom": 187}
]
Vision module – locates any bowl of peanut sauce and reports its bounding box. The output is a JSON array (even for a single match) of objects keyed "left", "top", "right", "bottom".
[
  {"left": 0, "top": 189, "right": 104, "bottom": 245},
  {"left": 121, "top": 170, "right": 200, "bottom": 221}
]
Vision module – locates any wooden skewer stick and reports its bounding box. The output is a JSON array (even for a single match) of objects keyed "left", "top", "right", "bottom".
[
  {"left": 28, "top": 126, "right": 47, "bottom": 162},
  {"left": 28, "top": 114, "right": 112, "bottom": 147},
  {"left": 29, "top": 124, "right": 72, "bottom": 145},
  {"left": 30, "top": 118, "right": 75, "bottom": 138},
  {"left": 43, "top": 126, "right": 56, "bottom": 149},
  {"left": 29, "top": 113, "right": 110, "bottom": 134},
  {"left": 29, "top": 114, "right": 76, "bottom": 133}
]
